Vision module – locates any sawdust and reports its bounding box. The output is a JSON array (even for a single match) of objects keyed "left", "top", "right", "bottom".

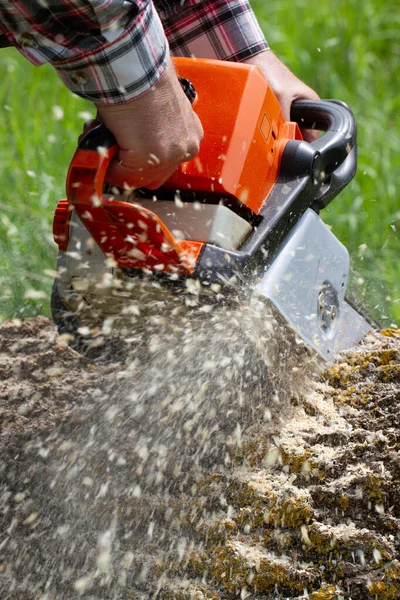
[{"left": 0, "top": 310, "right": 399, "bottom": 599}]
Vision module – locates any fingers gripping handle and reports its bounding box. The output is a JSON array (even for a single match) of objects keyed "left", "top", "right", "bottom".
[
  {"left": 69, "top": 76, "right": 198, "bottom": 200},
  {"left": 65, "top": 77, "right": 200, "bottom": 272},
  {"left": 76, "top": 81, "right": 197, "bottom": 155}
]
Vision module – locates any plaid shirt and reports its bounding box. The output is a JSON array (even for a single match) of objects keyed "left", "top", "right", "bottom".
[{"left": 0, "top": 0, "right": 268, "bottom": 105}]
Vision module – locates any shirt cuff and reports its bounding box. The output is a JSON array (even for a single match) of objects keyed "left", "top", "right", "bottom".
[
  {"left": 157, "top": 0, "right": 269, "bottom": 62},
  {"left": 53, "top": 3, "right": 169, "bottom": 105}
]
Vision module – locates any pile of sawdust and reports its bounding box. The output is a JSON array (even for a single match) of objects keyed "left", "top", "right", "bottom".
[{"left": 0, "top": 316, "right": 399, "bottom": 599}]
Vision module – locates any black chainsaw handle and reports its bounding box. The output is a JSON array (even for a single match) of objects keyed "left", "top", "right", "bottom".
[
  {"left": 291, "top": 99, "right": 356, "bottom": 145},
  {"left": 285, "top": 99, "right": 357, "bottom": 210},
  {"left": 77, "top": 123, "right": 116, "bottom": 151}
]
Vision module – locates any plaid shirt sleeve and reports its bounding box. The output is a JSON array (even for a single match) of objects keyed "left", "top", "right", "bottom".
[
  {"left": 156, "top": 0, "right": 269, "bottom": 62},
  {"left": 0, "top": 0, "right": 268, "bottom": 105},
  {"left": 0, "top": 1, "right": 169, "bottom": 105}
]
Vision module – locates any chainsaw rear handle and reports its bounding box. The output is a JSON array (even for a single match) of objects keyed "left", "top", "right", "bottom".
[
  {"left": 285, "top": 99, "right": 357, "bottom": 210},
  {"left": 78, "top": 124, "right": 116, "bottom": 151}
]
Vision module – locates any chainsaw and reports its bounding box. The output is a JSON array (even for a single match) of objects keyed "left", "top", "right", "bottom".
[{"left": 51, "top": 57, "right": 371, "bottom": 360}]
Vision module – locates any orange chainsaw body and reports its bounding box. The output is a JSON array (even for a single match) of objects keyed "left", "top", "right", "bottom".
[
  {"left": 168, "top": 58, "right": 301, "bottom": 213},
  {"left": 54, "top": 58, "right": 302, "bottom": 274}
]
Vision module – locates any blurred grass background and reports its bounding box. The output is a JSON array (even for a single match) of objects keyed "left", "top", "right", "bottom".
[
  {"left": 0, "top": 50, "right": 93, "bottom": 319},
  {"left": 252, "top": 0, "right": 400, "bottom": 325},
  {"left": 0, "top": 0, "right": 399, "bottom": 323}
]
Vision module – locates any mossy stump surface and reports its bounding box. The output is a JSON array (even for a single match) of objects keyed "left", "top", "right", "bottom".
[{"left": 0, "top": 318, "right": 399, "bottom": 599}]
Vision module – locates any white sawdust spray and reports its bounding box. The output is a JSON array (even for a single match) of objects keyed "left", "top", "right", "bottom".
[{"left": 1, "top": 280, "right": 320, "bottom": 598}]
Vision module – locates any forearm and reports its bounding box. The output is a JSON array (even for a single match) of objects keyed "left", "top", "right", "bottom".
[
  {"left": 0, "top": 0, "right": 205, "bottom": 190},
  {"left": 155, "top": 0, "right": 269, "bottom": 61},
  {"left": 0, "top": 0, "right": 169, "bottom": 105}
]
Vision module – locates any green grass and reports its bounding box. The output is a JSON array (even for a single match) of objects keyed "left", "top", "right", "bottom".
[
  {"left": 0, "top": 0, "right": 399, "bottom": 323},
  {"left": 252, "top": 0, "right": 400, "bottom": 324},
  {"left": 0, "top": 51, "right": 94, "bottom": 319}
]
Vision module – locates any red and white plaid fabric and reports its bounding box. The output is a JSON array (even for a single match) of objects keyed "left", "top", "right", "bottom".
[
  {"left": 159, "top": 0, "right": 268, "bottom": 63},
  {"left": 0, "top": 0, "right": 268, "bottom": 105}
]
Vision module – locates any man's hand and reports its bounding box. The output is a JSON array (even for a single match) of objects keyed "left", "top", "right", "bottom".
[
  {"left": 244, "top": 51, "right": 320, "bottom": 142},
  {"left": 96, "top": 59, "right": 203, "bottom": 190}
]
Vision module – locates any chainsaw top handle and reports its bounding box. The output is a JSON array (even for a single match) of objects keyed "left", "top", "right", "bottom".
[{"left": 287, "top": 99, "right": 357, "bottom": 211}]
